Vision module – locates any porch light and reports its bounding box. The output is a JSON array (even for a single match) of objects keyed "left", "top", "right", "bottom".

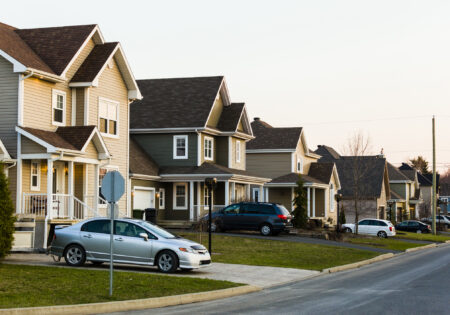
[
  {"left": 131, "top": 190, "right": 135, "bottom": 197},
  {"left": 64, "top": 166, "right": 68, "bottom": 175},
  {"left": 155, "top": 192, "right": 160, "bottom": 199}
]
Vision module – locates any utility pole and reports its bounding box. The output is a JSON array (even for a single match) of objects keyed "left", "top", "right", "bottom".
[{"left": 432, "top": 116, "right": 437, "bottom": 235}]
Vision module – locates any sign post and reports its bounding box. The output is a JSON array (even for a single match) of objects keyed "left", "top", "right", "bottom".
[
  {"left": 205, "top": 178, "right": 217, "bottom": 255},
  {"left": 100, "top": 171, "right": 125, "bottom": 297}
]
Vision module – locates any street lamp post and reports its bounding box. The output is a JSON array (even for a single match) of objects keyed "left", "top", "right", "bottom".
[
  {"left": 335, "top": 193, "right": 343, "bottom": 233},
  {"left": 205, "top": 177, "right": 217, "bottom": 254}
]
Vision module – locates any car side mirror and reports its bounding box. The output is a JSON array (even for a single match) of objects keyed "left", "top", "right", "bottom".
[{"left": 139, "top": 232, "right": 149, "bottom": 241}]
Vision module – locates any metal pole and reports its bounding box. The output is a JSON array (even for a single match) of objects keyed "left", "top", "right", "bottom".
[
  {"left": 432, "top": 116, "right": 437, "bottom": 235},
  {"left": 109, "top": 202, "right": 114, "bottom": 296},
  {"left": 208, "top": 187, "right": 212, "bottom": 254},
  {"left": 336, "top": 199, "right": 340, "bottom": 233}
]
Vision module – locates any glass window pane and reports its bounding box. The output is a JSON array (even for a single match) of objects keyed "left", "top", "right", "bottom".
[
  {"left": 57, "top": 94, "right": 64, "bottom": 109},
  {"left": 99, "top": 102, "right": 108, "bottom": 118},
  {"left": 32, "top": 176, "right": 38, "bottom": 187},
  {"left": 54, "top": 109, "right": 63, "bottom": 123},
  {"left": 108, "top": 103, "right": 117, "bottom": 120},
  {"left": 176, "top": 196, "right": 185, "bottom": 207},
  {"left": 109, "top": 120, "right": 117, "bottom": 135},
  {"left": 86, "top": 220, "right": 110, "bottom": 234},
  {"left": 100, "top": 118, "right": 107, "bottom": 133}
]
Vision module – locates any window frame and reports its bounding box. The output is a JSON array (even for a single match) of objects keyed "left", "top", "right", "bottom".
[
  {"left": 204, "top": 136, "right": 214, "bottom": 161},
  {"left": 30, "top": 160, "right": 41, "bottom": 191},
  {"left": 173, "top": 135, "right": 188, "bottom": 159},
  {"left": 159, "top": 188, "right": 165, "bottom": 210},
  {"left": 98, "top": 97, "right": 120, "bottom": 138},
  {"left": 204, "top": 186, "right": 210, "bottom": 210},
  {"left": 98, "top": 166, "right": 119, "bottom": 207},
  {"left": 173, "top": 183, "right": 188, "bottom": 210},
  {"left": 236, "top": 140, "right": 241, "bottom": 163},
  {"left": 297, "top": 157, "right": 303, "bottom": 173},
  {"left": 52, "top": 89, "right": 66, "bottom": 126}
]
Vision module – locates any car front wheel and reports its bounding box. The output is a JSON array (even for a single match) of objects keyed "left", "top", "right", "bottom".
[
  {"left": 64, "top": 244, "right": 86, "bottom": 267},
  {"left": 377, "top": 231, "right": 387, "bottom": 238},
  {"left": 260, "top": 224, "right": 272, "bottom": 236},
  {"left": 157, "top": 250, "right": 179, "bottom": 273},
  {"left": 344, "top": 227, "right": 352, "bottom": 233}
]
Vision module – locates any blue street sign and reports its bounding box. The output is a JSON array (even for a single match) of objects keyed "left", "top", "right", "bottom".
[{"left": 101, "top": 171, "right": 125, "bottom": 203}]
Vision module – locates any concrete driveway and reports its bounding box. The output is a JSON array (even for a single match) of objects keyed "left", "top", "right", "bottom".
[{"left": 4, "top": 253, "right": 318, "bottom": 288}]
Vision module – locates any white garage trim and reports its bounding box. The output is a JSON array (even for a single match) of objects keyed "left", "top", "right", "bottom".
[{"left": 133, "top": 186, "right": 156, "bottom": 210}]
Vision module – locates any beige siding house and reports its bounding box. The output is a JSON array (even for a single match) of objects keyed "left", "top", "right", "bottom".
[
  {"left": 246, "top": 119, "right": 341, "bottom": 225},
  {"left": 0, "top": 22, "right": 141, "bottom": 249}
]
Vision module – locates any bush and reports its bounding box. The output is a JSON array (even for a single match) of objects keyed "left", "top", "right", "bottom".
[
  {"left": 339, "top": 205, "right": 346, "bottom": 225},
  {"left": 0, "top": 164, "right": 16, "bottom": 260},
  {"left": 292, "top": 175, "right": 308, "bottom": 229}
]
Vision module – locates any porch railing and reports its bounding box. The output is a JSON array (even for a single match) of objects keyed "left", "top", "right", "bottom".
[
  {"left": 84, "top": 195, "right": 128, "bottom": 218},
  {"left": 22, "top": 193, "right": 97, "bottom": 220},
  {"left": 193, "top": 205, "right": 225, "bottom": 219}
]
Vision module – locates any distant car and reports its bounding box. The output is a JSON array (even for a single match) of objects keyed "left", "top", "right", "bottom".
[
  {"left": 342, "top": 219, "right": 396, "bottom": 238},
  {"left": 49, "top": 218, "right": 211, "bottom": 273},
  {"left": 395, "top": 220, "right": 431, "bottom": 234},
  {"left": 202, "top": 202, "right": 293, "bottom": 236},
  {"left": 422, "top": 216, "right": 450, "bottom": 227}
]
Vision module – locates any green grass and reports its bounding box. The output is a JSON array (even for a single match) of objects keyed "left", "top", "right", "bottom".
[
  {"left": 0, "top": 264, "right": 241, "bottom": 309},
  {"left": 346, "top": 236, "right": 425, "bottom": 251},
  {"left": 393, "top": 231, "right": 450, "bottom": 243},
  {"left": 180, "top": 233, "right": 379, "bottom": 271}
]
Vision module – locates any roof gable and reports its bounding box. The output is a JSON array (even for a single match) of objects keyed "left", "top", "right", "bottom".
[
  {"left": 248, "top": 118, "right": 303, "bottom": 150},
  {"left": 129, "top": 139, "right": 159, "bottom": 177},
  {"left": 0, "top": 139, "right": 11, "bottom": 160}
]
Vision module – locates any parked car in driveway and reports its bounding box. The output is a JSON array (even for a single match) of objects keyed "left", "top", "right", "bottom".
[
  {"left": 342, "top": 219, "right": 396, "bottom": 238},
  {"left": 49, "top": 218, "right": 211, "bottom": 273},
  {"left": 395, "top": 220, "right": 431, "bottom": 233},
  {"left": 202, "top": 202, "right": 293, "bottom": 236},
  {"left": 422, "top": 215, "right": 450, "bottom": 228}
]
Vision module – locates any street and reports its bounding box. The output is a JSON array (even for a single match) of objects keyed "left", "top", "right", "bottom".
[{"left": 112, "top": 244, "right": 450, "bottom": 315}]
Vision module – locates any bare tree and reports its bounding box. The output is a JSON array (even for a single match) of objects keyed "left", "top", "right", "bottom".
[
  {"left": 441, "top": 167, "right": 450, "bottom": 184},
  {"left": 342, "top": 131, "right": 372, "bottom": 234}
]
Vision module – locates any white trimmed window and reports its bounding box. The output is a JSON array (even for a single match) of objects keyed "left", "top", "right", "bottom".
[
  {"left": 173, "top": 135, "right": 188, "bottom": 159},
  {"left": 236, "top": 140, "right": 241, "bottom": 163},
  {"left": 252, "top": 188, "right": 260, "bottom": 202},
  {"left": 173, "top": 183, "right": 188, "bottom": 209},
  {"left": 330, "top": 184, "right": 335, "bottom": 212},
  {"left": 99, "top": 98, "right": 119, "bottom": 136},
  {"left": 297, "top": 158, "right": 303, "bottom": 173},
  {"left": 204, "top": 186, "right": 210, "bottom": 210},
  {"left": 159, "top": 188, "right": 165, "bottom": 209},
  {"left": 30, "top": 161, "right": 40, "bottom": 191},
  {"left": 52, "top": 90, "right": 66, "bottom": 126},
  {"left": 204, "top": 136, "right": 213, "bottom": 161},
  {"left": 99, "top": 166, "right": 119, "bottom": 205}
]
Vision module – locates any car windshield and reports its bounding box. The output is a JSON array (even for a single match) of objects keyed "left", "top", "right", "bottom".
[
  {"left": 138, "top": 221, "right": 180, "bottom": 239},
  {"left": 276, "top": 205, "right": 290, "bottom": 216}
]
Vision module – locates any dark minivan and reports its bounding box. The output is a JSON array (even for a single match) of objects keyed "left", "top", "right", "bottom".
[{"left": 207, "top": 202, "right": 293, "bottom": 236}]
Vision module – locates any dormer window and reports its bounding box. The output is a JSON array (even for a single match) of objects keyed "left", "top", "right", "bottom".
[
  {"left": 204, "top": 136, "right": 213, "bottom": 161},
  {"left": 52, "top": 90, "right": 66, "bottom": 126},
  {"left": 174, "top": 135, "right": 188, "bottom": 159},
  {"left": 297, "top": 158, "right": 303, "bottom": 173}
]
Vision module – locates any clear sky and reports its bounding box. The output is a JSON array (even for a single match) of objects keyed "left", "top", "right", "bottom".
[{"left": 2, "top": 0, "right": 450, "bottom": 171}]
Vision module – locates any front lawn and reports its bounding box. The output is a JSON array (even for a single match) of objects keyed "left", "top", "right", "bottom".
[
  {"left": 180, "top": 233, "right": 379, "bottom": 271},
  {"left": 0, "top": 264, "right": 241, "bottom": 309},
  {"left": 393, "top": 231, "right": 450, "bottom": 243},
  {"left": 345, "top": 236, "right": 425, "bottom": 251}
]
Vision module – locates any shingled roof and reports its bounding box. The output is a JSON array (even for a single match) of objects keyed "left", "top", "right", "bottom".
[
  {"left": 315, "top": 145, "right": 341, "bottom": 161},
  {"left": 131, "top": 76, "right": 224, "bottom": 129},
  {"left": 216, "top": 103, "right": 245, "bottom": 132},
  {"left": 308, "top": 163, "right": 335, "bottom": 184},
  {"left": 160, "top": 162, "right": 264, "bottom": 179},
  {"left": 387, "top": 163, "right": 410, "bottom": 181},
  {"left": 268, "top": 172, "right": 326, "bottom": 185},
  {"left": 129, "top": 139, "right": 159, "bottom": 177},
  {"left": 247, "top": 118, "right": 302, "bottom": 150},
  {"left": 71, "top": 42, "right": 118, "bottom": 83}
]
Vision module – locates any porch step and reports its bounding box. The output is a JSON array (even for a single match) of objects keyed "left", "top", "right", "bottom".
[{"left": 157, "top": 220, "right": 193, "bottom": 229}]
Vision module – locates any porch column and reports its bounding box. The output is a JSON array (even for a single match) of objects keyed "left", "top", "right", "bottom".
[
  {"left": 47, "top": 159, "right": 53, "bottom": 219},
  {"left": 265, "top": 187, "right": 269, "bottom": 202},
  {"left": 291, "top": 187, "right": 295, "bottom": 212},
  {"left": 230, "top": 182, "right": 236, "bottom": 203},
  {"left": 16, "top": 134, "right": 22, "bottom": 214},
  {"left": 197, "top": 181, "right": 201, "bottom": 218},
  {"left": 307, "top": 187, "right": 311, "bottom": 217},
  {"left": 312, "top": 188, "right": 316, "bottom": 217},
  {"left": 324, "top": 188, "right": 327, "bottom": 218},
  {"left": 68, "top": 161, "right": 74, "bottom": 218},
  {"left": 246, "top": 184, "right": 251, "bottom": 201},
  {"left": 94, "top": 164, "right": 99, "bottom": 217},
  {"left": 189, "top": 181, "right": 194, "bottom": 221},
  {"left": 225, "top": 181, "right": 230, "bottom": 206},
  {"left": 415, "top": 204, "right": 418, "bottom": 219},
  {"left": 83, "top": 165, "right": 89, "bottom": 218},
  {"left": 259, "top": 185, "right": 264, "bottom": 202}
]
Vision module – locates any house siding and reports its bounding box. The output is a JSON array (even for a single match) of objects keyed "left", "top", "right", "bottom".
[
  {"left": 246, "top": 152, "right": 291, "bottom": 179},
  {"left": 206, "top": 94, "right": 223, "bottom": 128},
  {"left": 215, "top": 136, "right": 228, "bottom": 167},
  {"left": 269, "top": 188, "right": 292, "bottom": 211},
  {"left": 75, "top": 88, "right": 85, "bottom": 126},
  {"left": 342, "top": 199, "right": 378, "bottom": 224}
]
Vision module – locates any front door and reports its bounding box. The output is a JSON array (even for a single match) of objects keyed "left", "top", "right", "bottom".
[{"left": 52, "top": 164, "right": 65, "bottom": 217}]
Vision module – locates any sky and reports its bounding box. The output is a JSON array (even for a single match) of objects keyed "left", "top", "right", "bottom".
[{"left": 2, "top": 0, "right": 450, "bottom": 172}]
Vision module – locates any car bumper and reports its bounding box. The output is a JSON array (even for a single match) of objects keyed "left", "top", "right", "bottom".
[
  {"left": 178, "top": 252, "right": 212, "bottom": 269},
  {"left": 48, "top": 245, "right": 64, "bottom": 257},
  {"left": 273, "top": 223, "right": 293, "bottom": 232}
]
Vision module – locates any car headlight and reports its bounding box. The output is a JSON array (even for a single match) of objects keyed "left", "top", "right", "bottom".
[{"left": 179, "top": 247, "right": 194, "bottom": 253}]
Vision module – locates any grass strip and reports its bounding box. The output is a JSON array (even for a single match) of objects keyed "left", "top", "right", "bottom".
[
  {"left": 393, "top": 231, "right": 450, "bottom": 243},
  {"left": 346, "top": 236, "right": 424, "bottom": 251}
]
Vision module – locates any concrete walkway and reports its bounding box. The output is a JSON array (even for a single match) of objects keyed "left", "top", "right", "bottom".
[{"left": 3, "top": 253, "right": 319, "bottom": 288}]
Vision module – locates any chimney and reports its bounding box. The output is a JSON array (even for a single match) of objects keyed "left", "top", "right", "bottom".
[{"left": 254, "top": 117, "right": 260, "bottom": 121}]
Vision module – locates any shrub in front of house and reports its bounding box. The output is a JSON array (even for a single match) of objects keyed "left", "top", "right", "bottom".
[{"left": 0, "top": 163, "right": 16, "bottom": 260}]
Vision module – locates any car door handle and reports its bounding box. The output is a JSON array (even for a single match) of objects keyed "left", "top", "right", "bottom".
[
  {"left": 83, "top": 234, "right": 93, "bottom": 239},
  {"left": 114, "top": 237, "right": 124, "bottom": 242}
]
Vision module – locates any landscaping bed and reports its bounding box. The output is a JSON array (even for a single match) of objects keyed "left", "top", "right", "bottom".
[
  {"left": 180, "top": 232, "right": 379, "bottom": 271},
  {"left": 0, "top": 264, "right": 241, "bottom": 309}
]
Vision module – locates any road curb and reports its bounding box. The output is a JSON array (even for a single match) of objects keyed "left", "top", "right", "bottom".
[
  {"left": 322, "top": 253, "right": 395, "bottom": 273},
  {"left": 445, "top": 240, "right": 450, "bottom": 244},
  {"left": 405, "top": 243, "right": 437, "bottom": 252},
  {"left": 0, "top": 285, "right": 261, "bottom": 315}
]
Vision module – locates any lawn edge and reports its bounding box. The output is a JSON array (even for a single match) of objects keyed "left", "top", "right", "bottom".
[
  {"left": 0, "top": 285, "right": 261, "bottom": 315},
  {"left": 322, "top": 253, "right": 394, "bottom": 273},
  {"left": 404, "top": 243, "right": 437, "bottom": 252}
]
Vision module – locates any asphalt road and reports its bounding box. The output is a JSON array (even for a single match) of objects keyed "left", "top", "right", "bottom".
[{"left": 115, "top": 244, "right": 450, "bottom": 315}]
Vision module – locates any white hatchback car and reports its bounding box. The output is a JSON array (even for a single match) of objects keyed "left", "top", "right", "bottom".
[{"left": 342, "top": 219, "right": 396, "bottom": 238}]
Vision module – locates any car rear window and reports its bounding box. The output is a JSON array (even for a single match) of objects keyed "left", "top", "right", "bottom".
[
  {"left": 276, "top": 205, "right": 290, "bottom": 216},
  {"left": 81, "top": 220, "right": 110, "bottom": 234}
]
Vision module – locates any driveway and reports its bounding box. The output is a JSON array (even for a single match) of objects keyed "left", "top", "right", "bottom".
[{"left": 4, "top": 253, "right": 318, "bottom": 288}]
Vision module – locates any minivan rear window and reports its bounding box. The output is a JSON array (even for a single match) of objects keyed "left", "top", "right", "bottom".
[{"left": 276, "top": 205, "right": 290, "bottom": 216}]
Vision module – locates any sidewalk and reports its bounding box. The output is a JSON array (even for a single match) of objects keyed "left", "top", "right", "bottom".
[{"left": 4, "top": 253, "right": 319, "bottom": 288}]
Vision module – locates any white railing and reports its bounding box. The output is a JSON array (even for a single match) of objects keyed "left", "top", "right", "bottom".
[
  {"left": 84, "top": 195, "right": 128, "bottom": 218},
  {"left": 22, "top": 193, "right": 96, "bottom": 220}
]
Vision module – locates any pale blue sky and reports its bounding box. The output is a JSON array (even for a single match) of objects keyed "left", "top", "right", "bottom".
[{"left": 2, "top": 0, "right": 450, "bottom": 171}]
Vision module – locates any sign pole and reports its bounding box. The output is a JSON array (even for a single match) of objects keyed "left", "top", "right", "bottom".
[{"left": 109, "top": 202, "right": 114, "bottom": 296}]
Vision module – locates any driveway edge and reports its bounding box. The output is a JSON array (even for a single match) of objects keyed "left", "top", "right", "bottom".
[
  {"left": 322, "top": 253, "right": 395, "bottom": 273},
  {"left": 0, "top": 285, "right": 261, "bottom": 315},
  {"left": 405, "top": 243, "right": 437, "bottom": 252}
]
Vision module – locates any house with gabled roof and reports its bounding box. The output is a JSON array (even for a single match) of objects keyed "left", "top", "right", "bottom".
[
  {"left": 246, "top": 119, "right": 341, "bottom": 225},
  {"left": 0, "top": 22, "right": 141, "bottom": 249},
  {"left": 315, "top": 145, "right": 390, "bottom": 223},
  {"left": 129, "top": 76, "right": 270, "bottom": 224}
]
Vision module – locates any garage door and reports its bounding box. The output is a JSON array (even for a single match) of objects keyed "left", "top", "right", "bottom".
[{"left": 133, "top": 189, "right": 155, "bottom": 210}]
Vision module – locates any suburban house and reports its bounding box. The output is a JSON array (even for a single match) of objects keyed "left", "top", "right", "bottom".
[
  {"left": 439, "top": 183, "right": 450, "bottom": 214},
  {"left": 129, "top": 76, "right": 270, "bottom": 225},
  {"left": 0, "top": 22, "right": 141, "bottom": 249},
  {"left": 315, "top": 145, "right": 390, "bottom": 224},
  {"left": 387, "top": 163, "right": 422, "bottom": 222},
  {"left": 246, "top": 119, "right": 341, "bottom": 225}
]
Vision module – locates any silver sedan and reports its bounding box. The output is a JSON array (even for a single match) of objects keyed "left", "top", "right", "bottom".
[{"left": 49, "top": 218, "right": 211, "bottom": 273}]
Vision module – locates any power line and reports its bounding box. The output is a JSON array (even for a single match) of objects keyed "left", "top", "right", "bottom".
[{"left": 300, "top": 115, "right": 431, "bottom": 126}]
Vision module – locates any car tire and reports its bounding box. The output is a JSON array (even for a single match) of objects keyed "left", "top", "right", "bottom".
[
  {"left": 377, "top": 231, "right": 387, "bottom": 238},
  {"left": 210, "top": 221, "right": 222, "bottom": 233},
  {"left": 64, "top": 244, "right": 86, "bottom": 267},
  {"left": 260, "top": 223, "right": 272, "bottom": 236},
  {"left": 91, "top": 261, "right": 104, "bottom": 265},
  {"left": 156, "top": 250, "right": 179, "bottom": 273},
  {"left": 345, "top": 227, "right": 352, "bottom": 233}
]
